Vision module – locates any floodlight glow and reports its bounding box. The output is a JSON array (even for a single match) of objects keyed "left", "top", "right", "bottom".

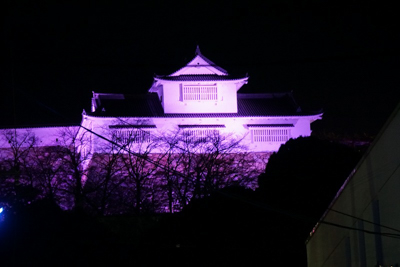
[{"left": 0, "top": 207, "right": 3, "bottom": 214}]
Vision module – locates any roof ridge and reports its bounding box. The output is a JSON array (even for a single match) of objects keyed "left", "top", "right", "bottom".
[
  {"left": 195, "top": 45, "right": 201, "bottom": 55},
  {"left": 168, "top": 47, "right": 229, "bottom": 76},
  {"left": 197, "top": 53, "right": 228, "bottom": 74}
]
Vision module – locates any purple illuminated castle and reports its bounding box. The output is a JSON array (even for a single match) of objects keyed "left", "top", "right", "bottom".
[
  {"left": 85, "top": 46, "right": 322, "bottom": 154},
  {"left": 0, "top": 47, "right": 322, "bottom": 213}
]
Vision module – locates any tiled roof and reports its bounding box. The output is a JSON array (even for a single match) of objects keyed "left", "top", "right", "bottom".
[
  {"left": 93, "top": 94, "right": 165, "bottom": 117},
  {"left": 155, "top": 74, "right": 246, "bottom": 81},
  {"left": 236, "top": 93, "right": 302, "bottom": 116},
  {"left": 87, "top": 92, "right": 320, "bottom": 118}
]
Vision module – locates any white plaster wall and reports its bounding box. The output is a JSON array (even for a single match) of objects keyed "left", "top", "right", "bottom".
[
  {"left": 174, "top": 66, "right": 217, "bottom": 75},
  {"left": 0, "top": 126, "right": 80, "bottom": 148},
  {"left": 83, "top": 115, "right": 320, "bottom": 154},
  {"left": 0, "top": 114, "right": 318, "bottom": 155},
  {"left": 292, "top": 118, "right": 312, "bottom": 137},
  {"left": 169, "top": 54, "right": 227, "bottom": 76},
  {"left": 0, "top": 112, "right": 319, "bottom": 164},
  {"left": 161, "top": 81, "right": 238, "bottom": 114}
]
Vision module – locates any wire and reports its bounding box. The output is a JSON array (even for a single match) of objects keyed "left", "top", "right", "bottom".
[
  {"left": 328, "top": 208, "right": 400, "bottom": 233},
  {"left": 216, "top": 190, "right": 400, "bottom": 240},
  {"left": 319, "top": 220, "right": 400, "bottom": 239},
  {"left": 11, "top": 87, "right": 400, "bottom": 240}
]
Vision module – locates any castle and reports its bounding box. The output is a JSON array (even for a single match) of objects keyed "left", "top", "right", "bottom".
[
  {"left": 82, "top": 46, "right": 322, "bottom": 155},
  {"left": 0, "top": 47, "right": 322, "bottom": 213}
]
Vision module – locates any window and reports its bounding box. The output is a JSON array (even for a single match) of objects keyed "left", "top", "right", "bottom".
[
  {"left": 248, "top": 124, "right": 293, "bottom": 143},
  {"left": 182, "top": 84, "right": 217, "bottom": 101},
  {"left": 184, "top": 129, "right": 220, "bottom": 142},
  {"left": 252, "top": 128, "right": 290, "bottom": 142},
  {"left": 179, "top": 125, "right": 225, "bottom": 142},
  {"left": 110, "top": 125, "right": 156, "bottom": 145},
  {"left": 113, "top": 129, "right": 152, "bottom": 144}
]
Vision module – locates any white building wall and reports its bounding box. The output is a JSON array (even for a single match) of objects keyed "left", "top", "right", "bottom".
[
  {"left": 0, "top": 114, "right": 317, "bottom": 155},
  {"left": 0, "top": 126, "right": 80, "bottom": 148},
  {"left": 159, "top": 80, "right": 239, "bottom": 114},
  {"left": 81, "top": 114, "right": 318, "bottom": 154},
  {"left": 292, "top": 118, "right": 312, "bottom": 137}
]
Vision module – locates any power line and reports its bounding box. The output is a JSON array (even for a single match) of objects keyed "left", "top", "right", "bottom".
[
  {"left": 10, "top": 87, "right": 400, "bottom": 240},
  {"left": 216, "top": 191, "right": 400, "bottom": 240},
  {"left": 329, "top": 208, "right": 400, "bottom": 234}
]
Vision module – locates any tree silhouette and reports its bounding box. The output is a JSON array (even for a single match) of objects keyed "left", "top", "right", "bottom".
[
  {"left": 258, "top": 136, "right": 363, "bottom": 233},
  {"left": 0, "top": 129, "right": 40, "bottom": 209},
  {"left": 53, "top": 126, "right": 92, "bottom": 211}
]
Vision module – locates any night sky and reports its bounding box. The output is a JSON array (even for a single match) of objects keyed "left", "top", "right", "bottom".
[{"left": 2, "top": 0, "right": 399, "bottom": 137}]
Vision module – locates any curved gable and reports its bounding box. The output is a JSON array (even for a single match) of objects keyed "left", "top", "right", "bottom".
[{"left": 169, "top": 47, "right": 228, "bottom": 76}]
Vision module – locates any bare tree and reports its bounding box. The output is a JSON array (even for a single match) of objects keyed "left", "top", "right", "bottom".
[
  {"left": 54, "top": 126, "right": 92, "bottom": 211},
  {"left": 0, "top": 129, "right": 39, "bottom": 208},
  {"left": 182, "top": 131, "right": 253, "bottom": 199},
  {"left": 156, "top": 129, "right": 258, "bottom": 212},
  {"left": 93, "top": 121, "right": 166, "bottom": 214},
  {"left": 0, "top": 124, "right": 261, "bottom": 215},
  {"left": 27, "top": 145, "right": 65, "bottom": 205},
  {"left": 119, "top": 130, "right": 161, "bottom": 214},
  {"left": 83, "top": 129, "right": 127, "bottom": 215},
  {"left": 156, "top": 131, "right": 191, "bottom": 213}
]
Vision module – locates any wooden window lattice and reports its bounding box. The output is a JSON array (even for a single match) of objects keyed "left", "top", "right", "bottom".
[
  {"left": 115, "top": 130, "right": 152, "bottom": 144},
  {"left": 182, "top": 85, "right": 217, "bottom": 101},
  {"left": 184, "top": 129, "right": 220, "bottom": 142},
  {"left": 252, "top": 128, "right": 290, "bottom": 143}
]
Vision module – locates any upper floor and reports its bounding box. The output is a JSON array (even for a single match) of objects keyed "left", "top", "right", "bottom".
[{"left": 148, "top": 46, "right": 248, "bottom": 114}]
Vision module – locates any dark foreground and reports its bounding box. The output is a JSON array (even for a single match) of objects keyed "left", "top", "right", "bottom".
[
  {"left": 0, "top": 137, "right": 363, "bottom": 266},
  {"left": 0, "top": 193, "right": 308, "bottom": 267}
]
